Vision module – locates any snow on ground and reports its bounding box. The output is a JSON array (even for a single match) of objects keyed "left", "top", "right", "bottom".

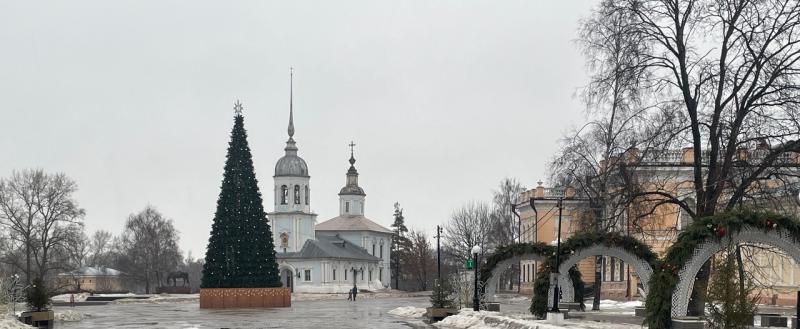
[
  {"left": 0, "top": 316, "right": 33, "bottom": 329},
  {"left": 55, "top": 310, "right": 85, "bottom": 322},
  {"left": 435, "top": 309, "right": 643, "bottom": 329},
  {"left": 597, "top": 299, "right": 643, "bottom": 310},
  {"left": 51, "top": 293, "right": 90, "bottom": 303},
  {"left": 388, "top": 306, "right": 427, "bottom": 318},
  {"left": 111, "top": 294, "right": 198, "bottom": 304}
]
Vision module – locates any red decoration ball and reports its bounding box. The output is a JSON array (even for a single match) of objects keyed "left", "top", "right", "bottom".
[{"left": 716, "top": 227, "right": 727, "bottom": 237}]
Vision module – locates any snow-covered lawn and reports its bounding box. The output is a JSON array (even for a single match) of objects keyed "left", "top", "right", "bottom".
[
  {"left": 111, "top": 294, "right": 198, "bottom": 304},
  {"left": 435, "top": 309, "right": 643, "bottom": 329}
]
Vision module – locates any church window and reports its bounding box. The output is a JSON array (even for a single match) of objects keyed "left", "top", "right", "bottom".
[
  {"left": 380, "top": 245, "right": 383, "bottom": 258},
  {"left": 305, "top": 185, "right": 309, "bottom": 205},
  {"left": 368, "top": 270, "right": 372, "bottom": 281},
  {"left": 304, "top": 269, "right": 311, "bottom": 282},
  {"left": 345, "top": 270, "right": 348, "bottom": 281},
  {"left": 372, "top": 244, "right": 375, "bottom": 256},
  {"left": 333, "top": 269, "right": 336, "bottom": 281},
  {"left": 346, "top": 202, "right": 350, "bottom": 213},
  {"left": 281, "top": 185, "right": 288, "bottom": 204},
  {"left": 361, "top": 270, "right": 364, "bottom": 281},
  {"left": 294, "top": 185, "right": 300, "bottom": 204}
]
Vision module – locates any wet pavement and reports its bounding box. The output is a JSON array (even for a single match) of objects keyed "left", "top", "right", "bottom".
[{"left": 54, "top": 296, "right": 431, "bottom": 329}]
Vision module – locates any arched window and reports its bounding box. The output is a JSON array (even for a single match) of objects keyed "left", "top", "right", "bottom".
[
  {"left": 305, "top": 185, "right": 309, "bottom": 205},
  {"left": 346, "top": 202, "right": 350, "bottom": 213},
  {"left": 294, "top": 185, "right": 300, "bottom": 204},
  {"left": 281, "top": 185, "right": 288, "bottom": 204}
]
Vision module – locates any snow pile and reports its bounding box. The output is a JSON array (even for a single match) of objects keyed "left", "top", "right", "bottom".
[
  {"left": 388, "top": 306, "right": 427, "bottom": 318},
  {"left": 51, "top": 292, "right": 90, "bottom": 303},
  {"left": 0, "top": 316, "right": 33, "bottom": 329},
  {"left": 435, "top": 309, "right": 643, "bottom": 329},
  {"left": 55, "top": 310, "right": 85, "bottom": 322}
]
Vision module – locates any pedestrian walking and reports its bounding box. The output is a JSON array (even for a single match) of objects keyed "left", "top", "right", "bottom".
[
  {"left": 347, "top": 289, "right": 352, "bottom": 301},
  {"left": 69, "top": 294, "right": 75, "bottom": 307},
  {"left": 352, "top": 286, "right": 358, "bottom": 301}
]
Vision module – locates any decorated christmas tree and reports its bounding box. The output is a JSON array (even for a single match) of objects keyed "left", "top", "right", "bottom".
[{"left": 201, "top": 102, "right": 281, "bottom": 288}]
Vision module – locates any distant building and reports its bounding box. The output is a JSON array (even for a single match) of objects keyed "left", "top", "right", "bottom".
[
  {"left": 267, "top": 87, "right": 392, "bottom": 293},
  {"left": 516, "top": 147, "right": 800, "bottom": 304},
  {"left": 56, "top": 266, "right": 131, "bottom": 293}
]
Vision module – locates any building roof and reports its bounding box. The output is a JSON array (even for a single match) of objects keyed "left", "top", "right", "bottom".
[
  {"left": 315, "top": 214, "right": 392, "bottom": 234},
  {"left": 59, "top": 266, "right": 126, "bottom": 277},
  {"left": 277, "top": 235, "right": 381, "bottom": 261}
]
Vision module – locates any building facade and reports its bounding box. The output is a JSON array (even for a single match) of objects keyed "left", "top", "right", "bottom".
[{"left": 516, "top": 147, "right": 800, "bottom": 304}]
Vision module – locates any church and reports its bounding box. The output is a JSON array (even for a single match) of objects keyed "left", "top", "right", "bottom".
[{"left": 266, "top": 83, "right": 392, "bottom": 293}]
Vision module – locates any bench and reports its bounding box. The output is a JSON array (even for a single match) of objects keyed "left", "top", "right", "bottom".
[
  {"left": 755, "top": 313, "right": 788, "bottom": 327},
  {"left": 560, "top": 302, "right": 583, "bottom": 311},
  {"left": 672, "top": 316, "right": 704, "bottom": 329}
]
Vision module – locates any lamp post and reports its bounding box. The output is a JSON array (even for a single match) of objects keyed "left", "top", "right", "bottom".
[
  {"left": 551, "top": 198, "right": 564, "bottom": 313},
  {"left": 472, "top": 245, "right": 482, "bottom": 311},
  {"left": 437, "top": 226, "right": 442, "bottom": 281}
]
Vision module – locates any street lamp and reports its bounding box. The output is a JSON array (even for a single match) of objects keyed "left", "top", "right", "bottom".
[{"left": 472, "top": 245, "right": 482, "bottom": 311}]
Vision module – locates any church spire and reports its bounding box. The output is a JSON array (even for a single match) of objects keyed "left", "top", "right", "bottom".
[
  {"left": 288, "top": 67, "right": 295, "bottom": 138},
  {"left": 339, "top": 141, "right": 365, "bottom": 196},
  {"left": 284, "top": 68, "right": 298, "bottom": 154}
]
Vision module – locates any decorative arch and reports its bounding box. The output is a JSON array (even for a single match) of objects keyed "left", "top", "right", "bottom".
[
  {"left": 479, "top": 242, "right": 553, "bottom": 302},
  {"left": 531, "top": 231, "right": 659, "bottom": 315},
  {"left": 646, "top": 211, "right": 800, "bottom": 329},
  {"left": 555, "top": 244, "right": 655, "bottom": 306}
]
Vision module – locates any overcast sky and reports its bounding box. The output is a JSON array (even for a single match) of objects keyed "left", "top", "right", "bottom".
[{"left": 0, "top": 1, "right": 597, "bottom": 257}]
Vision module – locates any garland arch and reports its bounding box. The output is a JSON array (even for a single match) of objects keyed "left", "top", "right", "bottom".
[{"left": 646, "top": 210, "right": 800, "bottom": 329}]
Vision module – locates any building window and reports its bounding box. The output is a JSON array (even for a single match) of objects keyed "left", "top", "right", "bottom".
[
  {"left": 281, "top": 185, "right": 288, "bottom": 204},
  {"left": 369, "top": 270, "right": 372, "bottom": 281},
  {"left": 333, "top": 269, "right": 336, "bottom": 281},
  {"left": 305, "top": 185, "right": 309, "bottom": 205},
  {"left": 380, "top": 245, "right": 383, "bottom": 258},
  {"left": 379, "top": 268, "right": 383, "bottom": 281},
  {"left": 304, "top": 269, "right": 311, "bottom": 282},
  {"left": 346, "top": 202, "right": 350, "bottom": 213},
  {"left": 294, "top": 185, "right": 301, "bottom": 204},
  {"left": 372, "top": 244, "right": 375, "bottom": 256},
  {"left": 345, "top": 270, "right": 348, "bottom": 281},
  {"left": 361, "top": 270, "right": 364, "bottom": 281}
]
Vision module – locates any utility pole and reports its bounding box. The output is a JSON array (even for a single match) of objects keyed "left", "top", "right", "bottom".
[{"left": 437, "top": 225, "right": 442, "bottom": 280}]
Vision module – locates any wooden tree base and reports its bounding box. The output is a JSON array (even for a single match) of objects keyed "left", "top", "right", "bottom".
[{"left": 199, "top": 288, "right": 291, "bottom": 308}]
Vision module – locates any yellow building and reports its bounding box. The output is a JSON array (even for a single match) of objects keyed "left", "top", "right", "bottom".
[
  {"left": 56, "top": 266, "right": 131, "bottom": 294},
  {"left": 516, "top": 147, "right": 800, "bottom": 304}
]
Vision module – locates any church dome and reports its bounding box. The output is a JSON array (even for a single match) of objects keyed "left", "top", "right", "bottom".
[{"left": 275, "top": 153, "right": 309, "bottom": 177}]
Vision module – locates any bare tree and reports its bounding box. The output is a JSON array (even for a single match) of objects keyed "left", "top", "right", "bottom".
[
  {"left": 489, "top": 178, "right": 526, "bottom": 291},
  {"left": 117, "top": 206, "right": 182, "bottom": 294},
  {"left": 0, "top": 170, "right": 85, "bottom": 283},
  {"left": 87, "top": 230, "right": 115, "bottom": 266},
  {"left": 62, "top": 225, "right": 89, "bottom": 269},
  {"left": 404, "top": 229, "right": 434, "bottom": 291},
  {"left": 581, "top": 0, "right": 800, "bottom": 314},
  {"left": 443, "top": 201, "right": 492, "bottom": 263}
]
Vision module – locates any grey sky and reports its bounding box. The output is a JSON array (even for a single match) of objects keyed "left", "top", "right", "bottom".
[{"left": 0, "top": 1, "right": 596, "bottom": 257}]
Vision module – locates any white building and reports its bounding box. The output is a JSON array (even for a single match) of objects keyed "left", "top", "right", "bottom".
[{"left": 268, "top": 94, "right": 392, "bottom": 293}]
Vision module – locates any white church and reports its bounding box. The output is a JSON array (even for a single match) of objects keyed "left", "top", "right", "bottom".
[{"left": 266, "top": 89, "right": 393, "bottom": 293}]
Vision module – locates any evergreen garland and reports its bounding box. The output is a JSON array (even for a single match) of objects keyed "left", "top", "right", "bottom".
[
  {"left": 527, "top": 231, "right": 658, "bottom": 319},
  {"left": 201, "top": 113, "right": 281, "bottom": 288},
  {"left": 645, "top": 209, "right": 800, "bottom": 329}
]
